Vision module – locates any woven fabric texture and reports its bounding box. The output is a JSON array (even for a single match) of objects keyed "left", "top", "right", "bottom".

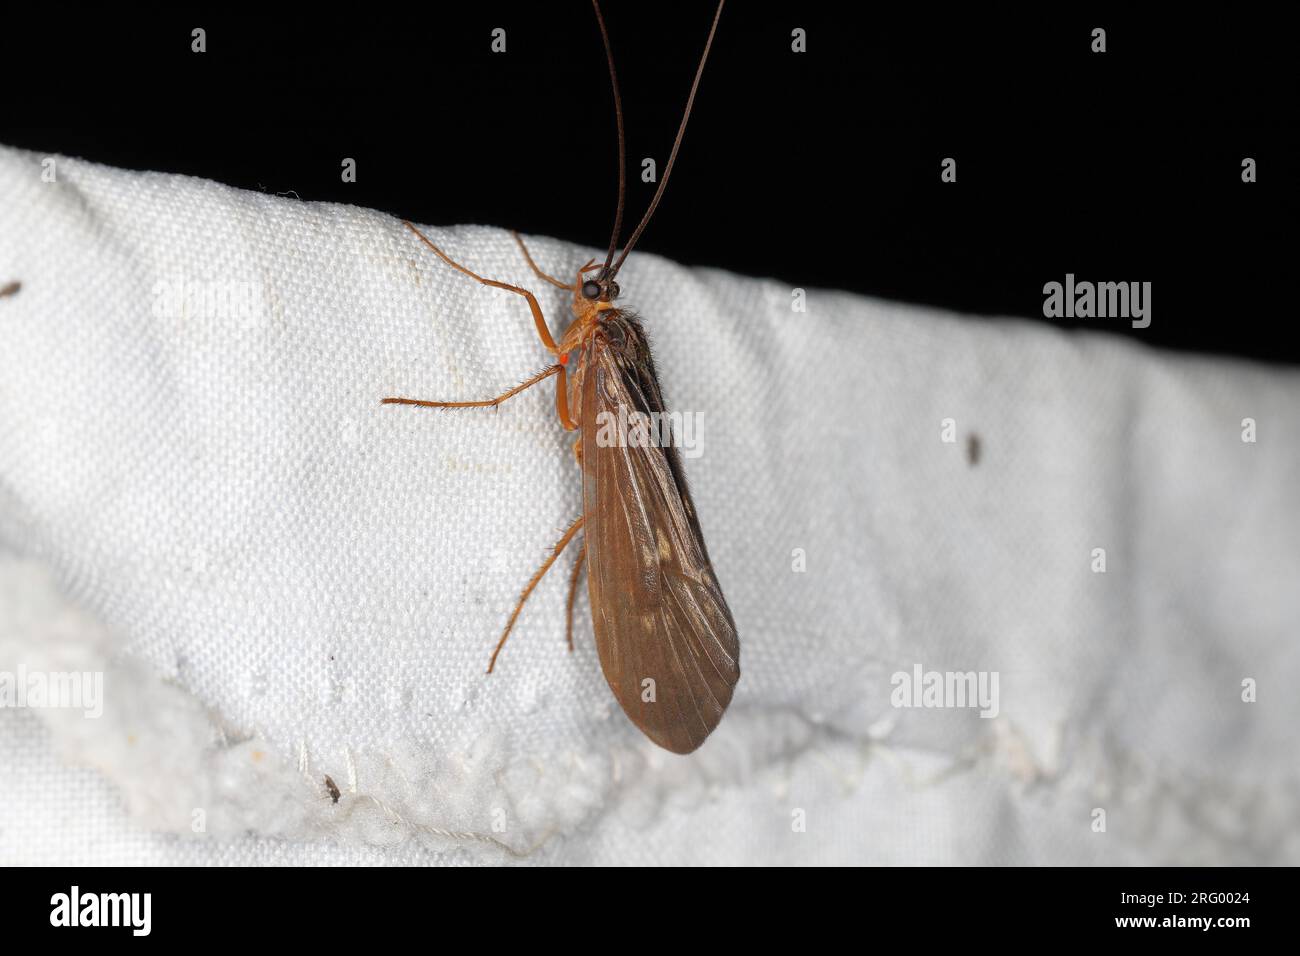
[{"left": 1, "top": 145, "right": 1297, "bottom": 865}]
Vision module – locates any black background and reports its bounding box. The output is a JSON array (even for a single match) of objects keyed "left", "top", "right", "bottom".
[
  {"left": 4, "top": 866, "right": 1280, "bottom": 939},
  {"left": 2, "top": 4, "right": 1295, "bottom": 361}
]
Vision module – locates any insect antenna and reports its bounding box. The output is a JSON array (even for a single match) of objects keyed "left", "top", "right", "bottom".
[
  {"left": 607, "top": 0, "right": 725, "bottom": 280},
  {"left": 592, "top": 0, "right": 627, "bottom": 279}
]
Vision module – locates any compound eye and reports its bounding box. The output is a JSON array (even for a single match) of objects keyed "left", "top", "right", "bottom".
[{"left": 581, "top": 280, "right": 601, "bottom": 300}]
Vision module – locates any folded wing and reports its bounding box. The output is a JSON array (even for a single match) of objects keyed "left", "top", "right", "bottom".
[{"left": 580, "top": 312, "right": 740, "bottom": 754}]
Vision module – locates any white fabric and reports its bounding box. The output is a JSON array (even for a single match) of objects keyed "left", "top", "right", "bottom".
[{"left": 1, "top": 144, "right": 1298, "bottom": 866}]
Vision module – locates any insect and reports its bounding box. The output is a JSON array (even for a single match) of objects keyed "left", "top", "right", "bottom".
[
  {"left": 323, "top": 775, "right": 341, "bottom": 804},
  {"left": 382, "top": 0, "right": 738, "bottom": 754},
  {"left": 0, "top": 280, "right": 20, "bottom": 298}
]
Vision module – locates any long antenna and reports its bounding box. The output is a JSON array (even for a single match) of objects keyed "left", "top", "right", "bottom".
[
  {"left": 609, "top": 0, "right": 725, "bottom": 279},
  {"left": 592, "top": 1, "right": 626, "bottom": 278}
]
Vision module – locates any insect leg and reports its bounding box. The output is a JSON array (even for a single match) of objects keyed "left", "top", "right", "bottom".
[
  {"left": 565, "top": 537, "right": 588, "bottom": 653},
  {"left": 404, "top": 220, "right": 563, "bottom": 355},
  {"left": 488, "top": 516, "right": 585, "bottom": 673},
  {"left": 382, "top": 363, "right": 562, "bottom": 410},
  {"left": 553, "top": 363, "right": 578, "bottom": 431},
  {"left": 511, "top": 231, "right": 574, "bottom": 291}
]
